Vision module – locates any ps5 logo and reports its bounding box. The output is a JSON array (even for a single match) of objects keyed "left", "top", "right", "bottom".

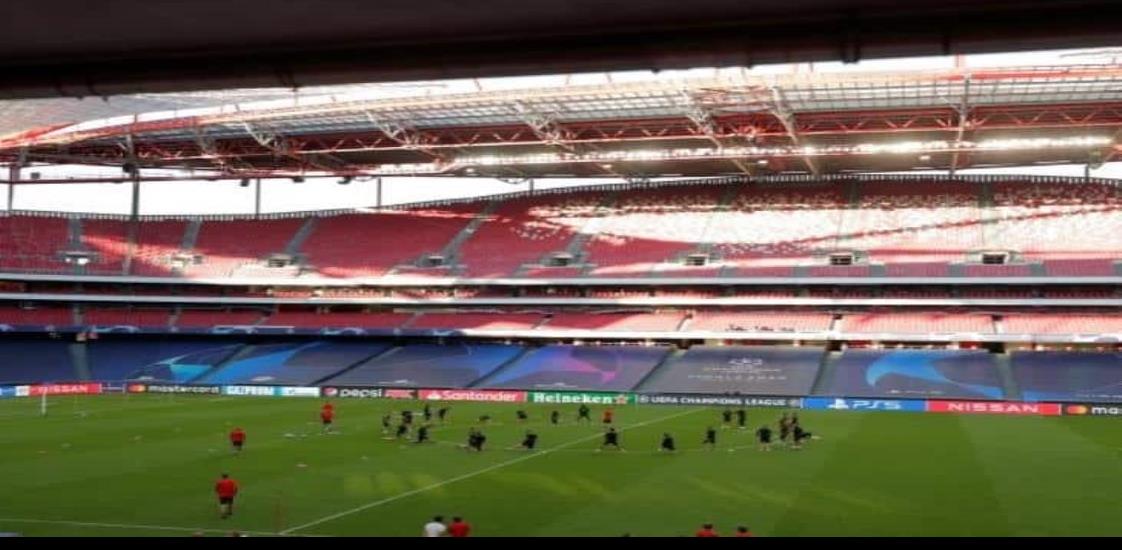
[{"left": 827, "top": 398, "right": 903, "bottom": 410}]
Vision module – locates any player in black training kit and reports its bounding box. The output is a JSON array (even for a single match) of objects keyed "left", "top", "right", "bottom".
[
  {"left": 463, "top": 428, "right": 486, "bottom": 452},
  {"left": 414, "top": 424, "right": 431, "bottom": 444},
  {"left": 702, "top": 426, "right": 718, "bottom": 450},
  {"left": 518, "top": 430, "right": 539, "bottom": 450},
  {"left": 778, "top": 413, "right": 791, "bottom": 444},
  {"left": 792, "top": 425, "right": 814, "bottom": 448},
  {"left": 736, "top": 408, "right": 747, "bottom": 429},
  {"left": 659, "top": 433, "right": 676, "bottom": 453},
  {"left": 599, "top": 427, "right": 622, "bottom": 451},
  {"left": 516, "top": 410, "right": 529, "bottom": 423},
  {"left": 437, "top": 407, "right": 450, "bottom": 423},
  {"left": 577, "top": 404, "right": 591, "bottom": 423},
  {"left": 550, "top": 410, "right": 561, "bottom": 425},
  {"left": 721, "top": 408, "right": 733, "bottom": 428},
  {"left": 423, "top": 403, "right": 432, "bottom": 422},
  {"left": 756, "top": 425, "right": 774, "bottom": 451},
  {"left": 388, "top": 422, "right": 408, "bottom": 441},
  {"left": 402, "top": 410, "right": 414, "bottom": 426},
  {"left": 381, "top": 413, "right": 392, "bottom": 434}
]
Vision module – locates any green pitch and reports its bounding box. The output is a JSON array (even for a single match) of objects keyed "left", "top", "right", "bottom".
[{"left": 0, "top": 394, "right": 1119, "bottom": 537}]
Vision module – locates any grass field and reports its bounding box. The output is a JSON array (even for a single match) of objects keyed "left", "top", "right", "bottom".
[{"left": 0, "top": 394, "right": 1120, "bottom": 537}]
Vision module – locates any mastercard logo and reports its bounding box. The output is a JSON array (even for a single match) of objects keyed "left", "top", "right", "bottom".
[{"left": 1065, "top": 405, "right": 1088, "bottom": 415}]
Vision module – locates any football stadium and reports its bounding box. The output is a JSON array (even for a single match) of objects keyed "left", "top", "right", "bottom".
[{"left": 2, "top": 1, "right": 1122, "bottom": 538}]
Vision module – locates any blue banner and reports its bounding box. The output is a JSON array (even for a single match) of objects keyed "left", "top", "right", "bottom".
[
  {"left": 804, "top": 397, "right": 926, "bottom": 412},
  {"left": 0, "top": 386, "right": 16, "bottom": 398}
]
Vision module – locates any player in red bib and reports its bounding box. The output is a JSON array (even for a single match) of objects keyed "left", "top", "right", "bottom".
[
  {"left": 448, "top": 516, "right": 472, "bottom": 537},
  {"left": 320, "top": 402, "right": 335, "bottom": 433},
  {"left": 735, "top": 526, "right": 754, "bottom": 537},
  {"left": 602, "top": 408, "right": 614, "bottom": 425},
  {"left": 695, "top": 523, "right": 719, "bottom": 537},
  {"left": 214, "top": 473, "right": 239, "bottom": 519},
  {"left": 229, "top": 427, "right": 246, "bottom": 454}
]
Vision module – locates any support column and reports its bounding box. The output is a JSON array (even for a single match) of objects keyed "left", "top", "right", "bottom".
[
  {"left": 375, "top": 176, "right": 383, "bottom": 208},
  {"left": 254, "top": 178, "right": 262, "bottom": 219},
  {"left": 129, "top": 172, "right": 141, "bottom": 221},
  {"left": 6, "top": 164, "right": 16, "bottom": 211}
]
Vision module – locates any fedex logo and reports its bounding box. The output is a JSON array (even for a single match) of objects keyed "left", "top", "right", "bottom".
[
  {"left": 805, "top": 397, "right": 924, "bottom": 412},
  {"left": 222, "top": 385, "right": 277, "bottom": 397}
]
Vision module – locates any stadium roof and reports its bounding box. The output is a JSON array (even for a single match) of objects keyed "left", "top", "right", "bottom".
[
  {"left": 2, "top": 0, "right": 1120, "bottom": 100},
  {"left": 4, "top": 64, "right": 1122, "bottom": 179}
]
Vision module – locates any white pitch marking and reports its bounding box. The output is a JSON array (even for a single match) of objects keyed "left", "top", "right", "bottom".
[{"left": 280, "top": 407, "right": 701, "bottom": 535}]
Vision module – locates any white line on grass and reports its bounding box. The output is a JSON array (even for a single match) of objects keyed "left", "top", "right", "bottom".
[
  {"left": 0, "top": 517, "right": 289, "bottom": 537},
  {"left": 280, "top": 407, "right": 701, "bottom": 535}
]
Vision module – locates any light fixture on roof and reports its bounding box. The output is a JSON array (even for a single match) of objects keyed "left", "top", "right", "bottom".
[
  {"left": 918, "top": 154, "right": 932, "bottom": 162},
  {"left": 291, "top": 176, "right": 305, "bottom": 183},
  {"left": 756, "top": 159, "right": 769, "bottom": 166},
  {"left": 239, "top": 178, "right": 251, "bottom": 187},
  {"left": 464, "top": 167, "right": 476, "bottom": 174},
  {"left": 338, "top": 176, "right": 353, "bottom": 185}
]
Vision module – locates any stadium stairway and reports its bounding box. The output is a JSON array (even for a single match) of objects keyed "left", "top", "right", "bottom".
[
  {"left": 513, "top": 189, "right": 624, "bottom": 276},
  {"left": 564, "top": 190, "right": 621, "bottom": 258},
  {"left": 284, "top": 218, "right": 318, "bottom": 257},
  {"left": 69, "top": 342, "right": 92, "bottom": 381},
  {"left": 632, "top": 347, "right": 686, "bottom": 392},
  {"left": 430, "top": 199, "right": 503, "bottom": 274},
  {"left": 466, "top": 346, "right": 538, "bottom": 388},
  {"left": 993, "top": 352, "right": 1021, "bottom": 400},
  {"left": 829, "top": 181, "right": 862, "bottom": 251},
  {"left": 181, "top": 219, "right": 202, "bottom": 251},
  {"left": 809, "top": 350, "right": 843, "bottom": 395},
  {"left": 65, "top": 218, "right": 85, "bottom": 275},
  {"left": 651, "top": 183, "right": 740, "bottom": 275},
  {"left": 313, "top": 345, "right": 402, "bottom": 386},
  {"left": 184, "top": 343, "right": 249, "bottom": 383},
  {"left": 67, "top": 217, "right": 82, "bottom": 248},
  {"left": 399, "top": 312, "right": 423, "bottom": 329}
]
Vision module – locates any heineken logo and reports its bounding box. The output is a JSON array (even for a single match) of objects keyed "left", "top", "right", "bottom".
[{"left": 529, "top": 392, "right": 635, "bottom": 405}]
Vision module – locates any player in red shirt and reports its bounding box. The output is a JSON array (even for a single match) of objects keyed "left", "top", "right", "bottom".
[
  {"left": 695, "top": 523, "right": 719, "bottom": 537},
  {"left": 229, "top": 427, "right": 246, "bottom": 454},
  {"left": 448, "top": 516, "right": 471, "bottom": 537},
  {"left": 735, "top": 526, "right": 754, "bottom": 537},
  {"left": 602, "top": 408, "right": 614, "bottom": 425},
  {"left": 214, "top": 473, "right": 239, "bottom": 519},
  {"left": 321, "top": 403, "right": 335, "bottom": 433}
]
